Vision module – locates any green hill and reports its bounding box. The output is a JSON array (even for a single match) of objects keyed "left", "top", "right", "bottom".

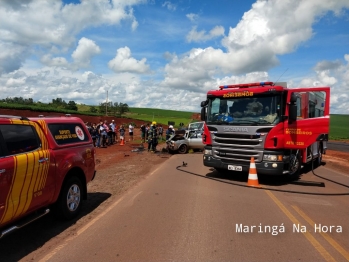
[{"left": 329, "top": 114, "right": 349, "bottom": 140}]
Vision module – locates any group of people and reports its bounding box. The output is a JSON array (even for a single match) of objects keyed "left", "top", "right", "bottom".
[
  {"left": 140, "top": 122, "right": 175, "bottom": 152},
  {"left": 86, "top": 120, "right": 176, "bottom": 152},
  {"left": 85, "top": 120, "right": 135, "bottom": 148}
]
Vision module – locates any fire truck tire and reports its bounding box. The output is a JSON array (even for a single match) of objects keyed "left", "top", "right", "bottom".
[
  {"left": 56, "top": 176, "right": 83, "bottom": 220},
  {"left": 178, "top": 144, "right": 188, "bottom": 154},
  {"left": 289, "top": 154, "right": 301, "bottom": 177},
  {"left": 315, "top": 144, "right": 323, "bottom": 167}
]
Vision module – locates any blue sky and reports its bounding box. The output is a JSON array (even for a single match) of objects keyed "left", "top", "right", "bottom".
[{"left": 0, "top": 0, "right": 349, "bottom": 113}]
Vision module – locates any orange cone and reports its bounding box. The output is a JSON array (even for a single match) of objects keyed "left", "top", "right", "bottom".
[
  {"left": 247, "top": 157, "right": 260, "bottom": 187},
  {"left": 120, "top": 139, "right": 125, "bottom": 146}
]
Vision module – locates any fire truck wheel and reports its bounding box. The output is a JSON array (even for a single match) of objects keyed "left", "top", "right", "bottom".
[
  {"left": 315, "top": 144, "right": 323, "bottom": 167},
  {"left": 178, "top": 144, "right": 188, "bottom": 154},
  {"left": 289, "top": 154, "right": 301, "bottom": 177},
  {"left": 57, "top": 176, "right": 83, "bottom": 220}
]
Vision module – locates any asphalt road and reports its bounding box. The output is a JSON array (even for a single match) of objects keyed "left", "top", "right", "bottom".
[
  {"left": 27, "top": 155, "right": 349, "bottom": 261},
  {"left": 327, "top": 141, "right": 349, "bottom": 152}
]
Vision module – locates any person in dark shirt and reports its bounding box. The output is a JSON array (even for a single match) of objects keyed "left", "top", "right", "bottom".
[{"left": 140, "top": 124, "right": 146, "bottom": 143}]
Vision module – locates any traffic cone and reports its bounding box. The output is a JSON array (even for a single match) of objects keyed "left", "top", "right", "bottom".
[
  {"left": 247, "top": 157, "right": 260, "bottom": 187},
  {"left": 120, "top": 139, "right": 125, "bottom": 146}
]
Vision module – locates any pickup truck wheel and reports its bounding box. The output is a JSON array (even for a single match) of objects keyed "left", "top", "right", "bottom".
[
  {"left": 178, "top": 144, "right": 188, "bottom": 154},
  {"left": 57, "top": 177, "right": 83, "bottom": 220}
]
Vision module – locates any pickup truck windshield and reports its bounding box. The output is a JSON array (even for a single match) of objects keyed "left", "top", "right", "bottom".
[{"left": 207, "top": 95, "right": 281, "bottom": 126}]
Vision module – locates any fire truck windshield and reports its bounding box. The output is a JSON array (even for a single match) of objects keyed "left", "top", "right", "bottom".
[{"left": 207, "top": 95, "right": 281, "bottom": 126}]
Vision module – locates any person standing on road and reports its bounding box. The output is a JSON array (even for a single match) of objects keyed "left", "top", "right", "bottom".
[
  {"left": 158, "top": 125, "right": 163, "bottom": 141},
  {"left": 145, "top": 123, "right": 150, "bottom": 141},
  {"left": 96, "top": 120, "right": 103, "bottom": 148},
  {"left": 128, "top": 123, "right": 134, "bottom": 141},
  {"left": 109, "top": 120, "right": 116, "bottom": 145},
  {"left": 140, "top": 124, "right": 146, "bottom": 143},
  {"left": 119, "top": 125, "right": 125, "bottom": 144},
  {"left": 103, "top": 120, "right": 110, "bottom": 146},
  {"left": 166, "top": 125, "right": 175, "bottom": 140},
  {"left": 101, "top": 120, "right": 108, "bottom": 147},
  {"left": 90, "top": 123, "right": 98, "bottom": 147},
  {"left": 148, "top": 121, "right": 158, "bottom": 152}
]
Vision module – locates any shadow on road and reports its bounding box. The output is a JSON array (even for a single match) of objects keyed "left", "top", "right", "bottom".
[
  {"left": 186, "top": 160, "right": 326, "bottom": 187},
  {"left": 0, "top": 192, "right": 111, "bottom": 262},
  {"left": 205, "top": 168, "right": 314, "bottom": 187}
]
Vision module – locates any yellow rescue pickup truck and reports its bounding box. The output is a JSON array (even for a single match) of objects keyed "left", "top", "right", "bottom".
[{"left": 0, "top": 115, "right": 96, "bottom": 238}]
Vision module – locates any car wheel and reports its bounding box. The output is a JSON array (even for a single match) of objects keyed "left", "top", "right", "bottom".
[
  {"left": 178, "top": 144, "right": 188, "bottom": 154},
  {"left": 289, "top": 154, "right": 301, "bottom": 177},
  {"left": 57, "top": 176, "right": 83, "bottom": 220}
]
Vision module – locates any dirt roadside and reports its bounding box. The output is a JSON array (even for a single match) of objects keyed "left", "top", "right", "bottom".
[{"left": 1, "top": 130, "right": 347, "bottom": 261}]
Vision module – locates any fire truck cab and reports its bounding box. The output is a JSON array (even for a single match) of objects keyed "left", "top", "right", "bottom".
[{"left": 200, "top": 82, "right": 330, "bottom": 176}]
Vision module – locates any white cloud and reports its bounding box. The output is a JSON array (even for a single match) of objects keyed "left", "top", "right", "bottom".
[
  {"left": 161, "top": 46, "right": 275, "bottom": 92},
  {"left": 40, "top": 55, "right": 69, "bottom": 68},
  {"left": 71, "top": 38, "right": 101, "bottom": 68},
  {"left": 162, "top": 1, "right": 177, "bottom": 11},
  {"left": 169, "top": 0, "right": 349, "bottom": 80},
  {"left": 186, "top": 26, "right": 225, "bottom": 43},
  {"left": 0, "top": 0, "right": 144, "bottom": 74},
  {"left": 300, "top": 54, "right": 349, "bottom": 114},
  {"left": 186, "top": 13, "right": 199, "bottom": 22},
  {"left": 40, "top": 38, "right": 101, "bottom": 70},
  {"left": 108, "top": 46, "right": 151, "bottom": 74}
]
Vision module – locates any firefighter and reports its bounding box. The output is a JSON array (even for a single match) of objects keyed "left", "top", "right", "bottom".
[
  {"left": 148, "top": 121, "right": 158, "bottom": 152},
  {"left": 166, "top": 125, "right": 175, "bottom": 140}
]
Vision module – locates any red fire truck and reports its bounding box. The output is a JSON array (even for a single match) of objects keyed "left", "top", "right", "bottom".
[{"left": 200, "top": 82, "right": 330, "bottom": 176}]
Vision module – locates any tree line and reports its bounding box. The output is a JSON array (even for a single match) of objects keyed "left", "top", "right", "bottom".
[
  {"left": 94, "top": 102, "right": 129, "bottom": 116},
  {"left": 1, "top": 97, "right": 129, "bottom": 116}
]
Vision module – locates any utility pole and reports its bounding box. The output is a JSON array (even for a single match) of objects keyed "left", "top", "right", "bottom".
[{"left": 106, "top": 90, "right": 108, "bottom": 116}]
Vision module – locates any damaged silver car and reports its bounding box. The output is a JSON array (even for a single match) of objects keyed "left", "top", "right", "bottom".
[{"left": 166, "top": 129, "right": 204, "bottom": 154}]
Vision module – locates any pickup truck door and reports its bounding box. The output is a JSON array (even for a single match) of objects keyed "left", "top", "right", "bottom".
[
  {"left": 0, "top": 123, "right": 54, "bottom": 225},
  {"left": 0, "top": 146, "right": 14, "bottom": 224}
]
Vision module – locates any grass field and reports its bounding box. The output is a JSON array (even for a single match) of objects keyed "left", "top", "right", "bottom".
[
  {"left": 76, "top": 105, "right": 199, "bottom": 128},
  {"left": 329, "top": 114, "right": 349, "bottom": 140},
  {"left": 126, "top": 108, "right": 196, "bottom": 127}
]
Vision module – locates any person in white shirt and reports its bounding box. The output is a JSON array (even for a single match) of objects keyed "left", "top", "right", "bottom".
[{"left": 128, "top": 124, "right": 134, "bottom": 141}]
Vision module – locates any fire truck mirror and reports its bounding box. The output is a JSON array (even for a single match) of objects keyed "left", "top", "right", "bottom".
[
  {"left": 289, "top": 104, "right": 297, "bottom": 122},
  {"left": 290, "top": 93, "right": 297, "bottom": 104},
  {"left": 201, "top": 107, "right": 206, "bottom": 121}
]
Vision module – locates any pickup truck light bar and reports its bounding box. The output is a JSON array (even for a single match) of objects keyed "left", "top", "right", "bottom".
[{"left": 0, "top": 115, "right": 30, "bottom": 121}]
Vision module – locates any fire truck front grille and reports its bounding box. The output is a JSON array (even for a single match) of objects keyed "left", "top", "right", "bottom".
[
  {"left": 214, "top": 137, "right": 259, "bottom": 146},
  {"left": 212, "top": 133, "right": 263, "bottom": 162},
  {"left": 213, "top": 148, "right": 262, "bottom": 162}
]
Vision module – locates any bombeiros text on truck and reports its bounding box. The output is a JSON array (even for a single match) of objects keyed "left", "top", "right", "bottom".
[{"left": 200, "top": 82, "right": 329, "bottom": 176}]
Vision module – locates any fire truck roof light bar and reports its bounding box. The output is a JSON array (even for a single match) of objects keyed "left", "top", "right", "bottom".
[{"left": 219, "top": 81, "right": 274, "bottom": 90}]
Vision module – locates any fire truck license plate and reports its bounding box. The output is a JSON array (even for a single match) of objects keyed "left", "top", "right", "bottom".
[{"left": 228, "top": 165, "right": 242, "bottom": 171}]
